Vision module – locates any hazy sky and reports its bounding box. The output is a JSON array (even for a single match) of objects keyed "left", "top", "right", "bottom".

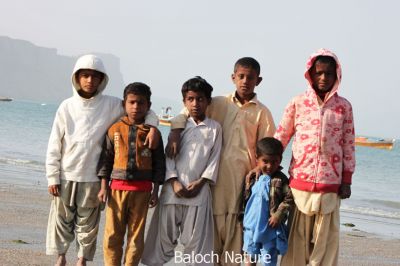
[{"left": 1, "top": 0, "right": 399, "bottom": 138}]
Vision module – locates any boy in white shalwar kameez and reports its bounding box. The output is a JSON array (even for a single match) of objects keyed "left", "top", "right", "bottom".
[{"left": 141, "top": 77, "right": 222, "bottom": 266}]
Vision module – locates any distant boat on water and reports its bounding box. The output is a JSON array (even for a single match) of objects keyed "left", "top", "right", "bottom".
[
  {"left": 158, "top": 107, "right": 174, "bottom": 127},
  {"left": 355, "top": 136, "right": 395, "bottom": 150},
  {"left": 0, "top": 97, "right": 12, "bottom": 101}
]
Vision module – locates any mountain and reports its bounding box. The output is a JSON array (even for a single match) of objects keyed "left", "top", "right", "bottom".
[{"left": 0, "top": 36, "right": 125, "bottom": 103}]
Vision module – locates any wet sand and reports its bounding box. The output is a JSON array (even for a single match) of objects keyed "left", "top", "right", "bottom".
[{"left": 1, "top": 182, "right": 399, "bottom": 266}]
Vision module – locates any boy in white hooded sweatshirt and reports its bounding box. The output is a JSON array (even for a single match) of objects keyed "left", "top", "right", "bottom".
[{"left": 45, "top": 54, "right": 159, "bottom": 266}]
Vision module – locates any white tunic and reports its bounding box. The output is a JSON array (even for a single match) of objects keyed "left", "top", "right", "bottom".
[{"left": 160, "top": 116, "right": 222, "bottom": 206}]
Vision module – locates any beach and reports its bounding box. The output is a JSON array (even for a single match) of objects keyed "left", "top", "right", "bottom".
[{"left": 1, "top": 182, "right": 399, "bottom": 266}]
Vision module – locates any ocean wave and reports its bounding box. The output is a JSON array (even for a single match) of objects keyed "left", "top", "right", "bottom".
[
  {"left": 0, "top": 157, "right": 45, "bottom": 170},
  {"left": 364, "top": 199, "right": 400, "bottom": 209},
  {"left": 341, "top": 204, "right": 400, "bottom": 220}
]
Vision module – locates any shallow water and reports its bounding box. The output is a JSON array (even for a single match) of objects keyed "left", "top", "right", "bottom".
[{"left": 1, "top": 100, "right": 399, "bottom": 238}]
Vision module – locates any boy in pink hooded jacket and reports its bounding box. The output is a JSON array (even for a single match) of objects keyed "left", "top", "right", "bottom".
[{"left": 275, "top": 49, "right": 355, "bottom": 266}]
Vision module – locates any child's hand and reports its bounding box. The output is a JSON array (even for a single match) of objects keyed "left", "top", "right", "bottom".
[
  {"left": 171, "top": 179, "right": 188, "bottom": 197},
  {"left": 97, "top": 188, "right": 108, "bottom": 203},
  {"left": 48, "top": 185, "right": 60, "bottom": 197},
  {"left": 165, "top": 129, "right": 182, "bottom": 158},
  {"left": 145, "top": 127, "right": 160, "bottom": 149},
  {"left": 98, "top": 178, "right": 109, "bottom": 202},
  {"left": 245, "top": 166, "right": 262, "bottom": 185},
  {"left": 339, "top": 184, "right": 351, "bottom": 199},
  {"left": 149, "top": 191, "right": 159, "bottom": 208},
  {"left": 186, "top": 178, "right": 207, "bottom": 198},
  {"left": 268, "top": 216, "right": 279, "bottom": 228}
]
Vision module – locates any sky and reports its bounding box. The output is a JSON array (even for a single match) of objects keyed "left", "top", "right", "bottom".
[{"left": 1, "top": 0, "right": 399, "bottom": 138}]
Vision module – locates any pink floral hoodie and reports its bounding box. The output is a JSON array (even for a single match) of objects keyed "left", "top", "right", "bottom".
[{"left": 275, "top": 49, "right": 355, "bottom": 194}]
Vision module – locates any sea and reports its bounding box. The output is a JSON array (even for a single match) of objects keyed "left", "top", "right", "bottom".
[{"left": 1, "top": 100, "right": 399, "bottom": 238}]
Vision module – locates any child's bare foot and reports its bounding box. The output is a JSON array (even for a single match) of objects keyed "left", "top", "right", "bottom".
[
  {"left": 76, "top": 257, "right": 87, "bottom": 266},
  {"left": 55, "top": 254, "right": 66, "bottom": 266}
]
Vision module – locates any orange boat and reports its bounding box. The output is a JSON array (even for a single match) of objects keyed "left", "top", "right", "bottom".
[{"left": 355, "top": 136, "right": 395, "bottom": 150}]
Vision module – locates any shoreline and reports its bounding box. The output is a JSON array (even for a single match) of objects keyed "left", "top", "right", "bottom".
[{"left": 1, "top": 182, "right": 400, "bottom": 265}]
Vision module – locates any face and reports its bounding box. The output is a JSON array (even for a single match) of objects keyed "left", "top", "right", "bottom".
[
  {"left": 124, "top": 94, "right": 150, "bottom": 124},
  {"left": 231, "top": 66, "right": 262, "bottom": 102},
  {"left": 77, "top": 69, "right": 103, "bottom": 98},
  {"left": 256, "top": 154, "right": 281, "bottom": 176},
  {"left": 309, "top": 61, "right": 337, "bottom": 96},
  {"left": 183, "top": 90, "right": 210, "bottom": 123}
]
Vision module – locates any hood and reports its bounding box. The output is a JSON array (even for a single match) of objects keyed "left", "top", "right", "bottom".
[
  {"left": 304, "top": 48, "right": 342, "bottom": 102},
  {"left": 71, "top": 54, "right": 109, "bottom": 98}
]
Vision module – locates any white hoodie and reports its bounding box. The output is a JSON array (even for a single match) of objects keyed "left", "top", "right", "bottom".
[{"left": 46, "top": 54, "right": 157, "bottom": 186}]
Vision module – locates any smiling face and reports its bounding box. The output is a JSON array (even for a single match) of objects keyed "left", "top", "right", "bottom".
[
  {"left": 231, "top": 66, "right": 262, "bottom": 104},
  {"left": 76, "top": 69, "right": 103, "bottom": 98},
  {"left": 256, "top": 154, "right": 281, "bottom": 176},
  {"left": 183, "top": 90, "right": 210, "bottom": 124},
  {"left": 124, "top": 93, "right": 150, "bottom": 124},
  {"left": 309, "top": 60, "right": 337, "bottom": 99}
]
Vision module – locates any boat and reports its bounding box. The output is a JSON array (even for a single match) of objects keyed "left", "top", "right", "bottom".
[
  {"left": 158, "top": 107, "right": 174, "bottom": 127},
  {"left": 355, "top": 136, "right": 395, "bottom": 150},
  {"left": 0, "top": 97, "right": 12, "bottom": 101}
]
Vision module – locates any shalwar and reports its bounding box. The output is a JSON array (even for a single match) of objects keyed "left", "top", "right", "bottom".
[
  {"left": 103, "top": 190, "right": 151, "bottom": 266},
  {"left": 46, "top": 180, "right": 101, "bottom": 260},
  {"left": 141, "top": 190, "right": 214, "bottom": 266},
  {"left": 280, "top": 188, "right": 340, "bottom": 266}
]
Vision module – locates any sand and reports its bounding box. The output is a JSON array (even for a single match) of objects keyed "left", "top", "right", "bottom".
[{"left": 1, "top": 182, "right": 399, "bottom": 266}]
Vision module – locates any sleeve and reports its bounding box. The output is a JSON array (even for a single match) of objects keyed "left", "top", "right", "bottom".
[
  {"left": 96, "top": 132, "right": 115, "bottom": 180},
  {"left": 170, "top": 108, "right": 189, "bottom": 129},
  {"left": 200, "top": 124, "right": 223, "bottom": 184},
  {"left": 45, "top": 106, "right": 65, "bottom": 186},
  {"left": 341, "top": 102, "right": 356, "bottom": 184},
  {"left": 151, "top": 132, "right": 166, "bottom": 184},
  {"left": 165, "top": 157, "right": 178, "bottom": 181},
  {"left": 144, "top": 109, "right": 159, "bottom": 127},
  {"left": 258, "top": 107, "right": 276, "bottom": 140},
  {"left": 274, "top": 99, "right": 296, "bottom": 149},
  {"left": 271, "top": 181, "right": 294, "bottom": 223},
  {"left": 165, "top": 125, "right": 183, "bottom": 180}
]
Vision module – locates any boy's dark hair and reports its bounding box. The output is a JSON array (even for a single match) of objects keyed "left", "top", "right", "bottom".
[
  {"left": 234, "top": 57, "right": 261, "bottom": 75},
  {"left": 256, "top": 137, "right": 284, "bottom": 157},
  {"left": 313, "top": 55, "right": 337, "bottom": 69},
  {"left": 181, "top": 76, "right": 213, "bottom": 100},
  {"left": 123, "top": 82, "right": 152, "bottom": 103}
]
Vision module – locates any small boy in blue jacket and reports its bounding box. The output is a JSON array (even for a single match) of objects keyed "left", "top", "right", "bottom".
[{"left": 242, "top": 137, "right": 293, "bottom": 266}]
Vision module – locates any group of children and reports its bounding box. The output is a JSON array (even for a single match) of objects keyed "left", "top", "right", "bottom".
[{"left": 46, "top": 48, "right": 355, "bottom": 266}]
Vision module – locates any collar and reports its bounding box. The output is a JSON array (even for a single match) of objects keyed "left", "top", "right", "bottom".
[
  {"left": 120, "top": 115, "right": 147, "bottom": 129},
  {"left": 230, "top": 91, "right": 259, "bottom": 107},
  {"left": 187, "top": 116, "right": 210, "bottom": 127}
]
